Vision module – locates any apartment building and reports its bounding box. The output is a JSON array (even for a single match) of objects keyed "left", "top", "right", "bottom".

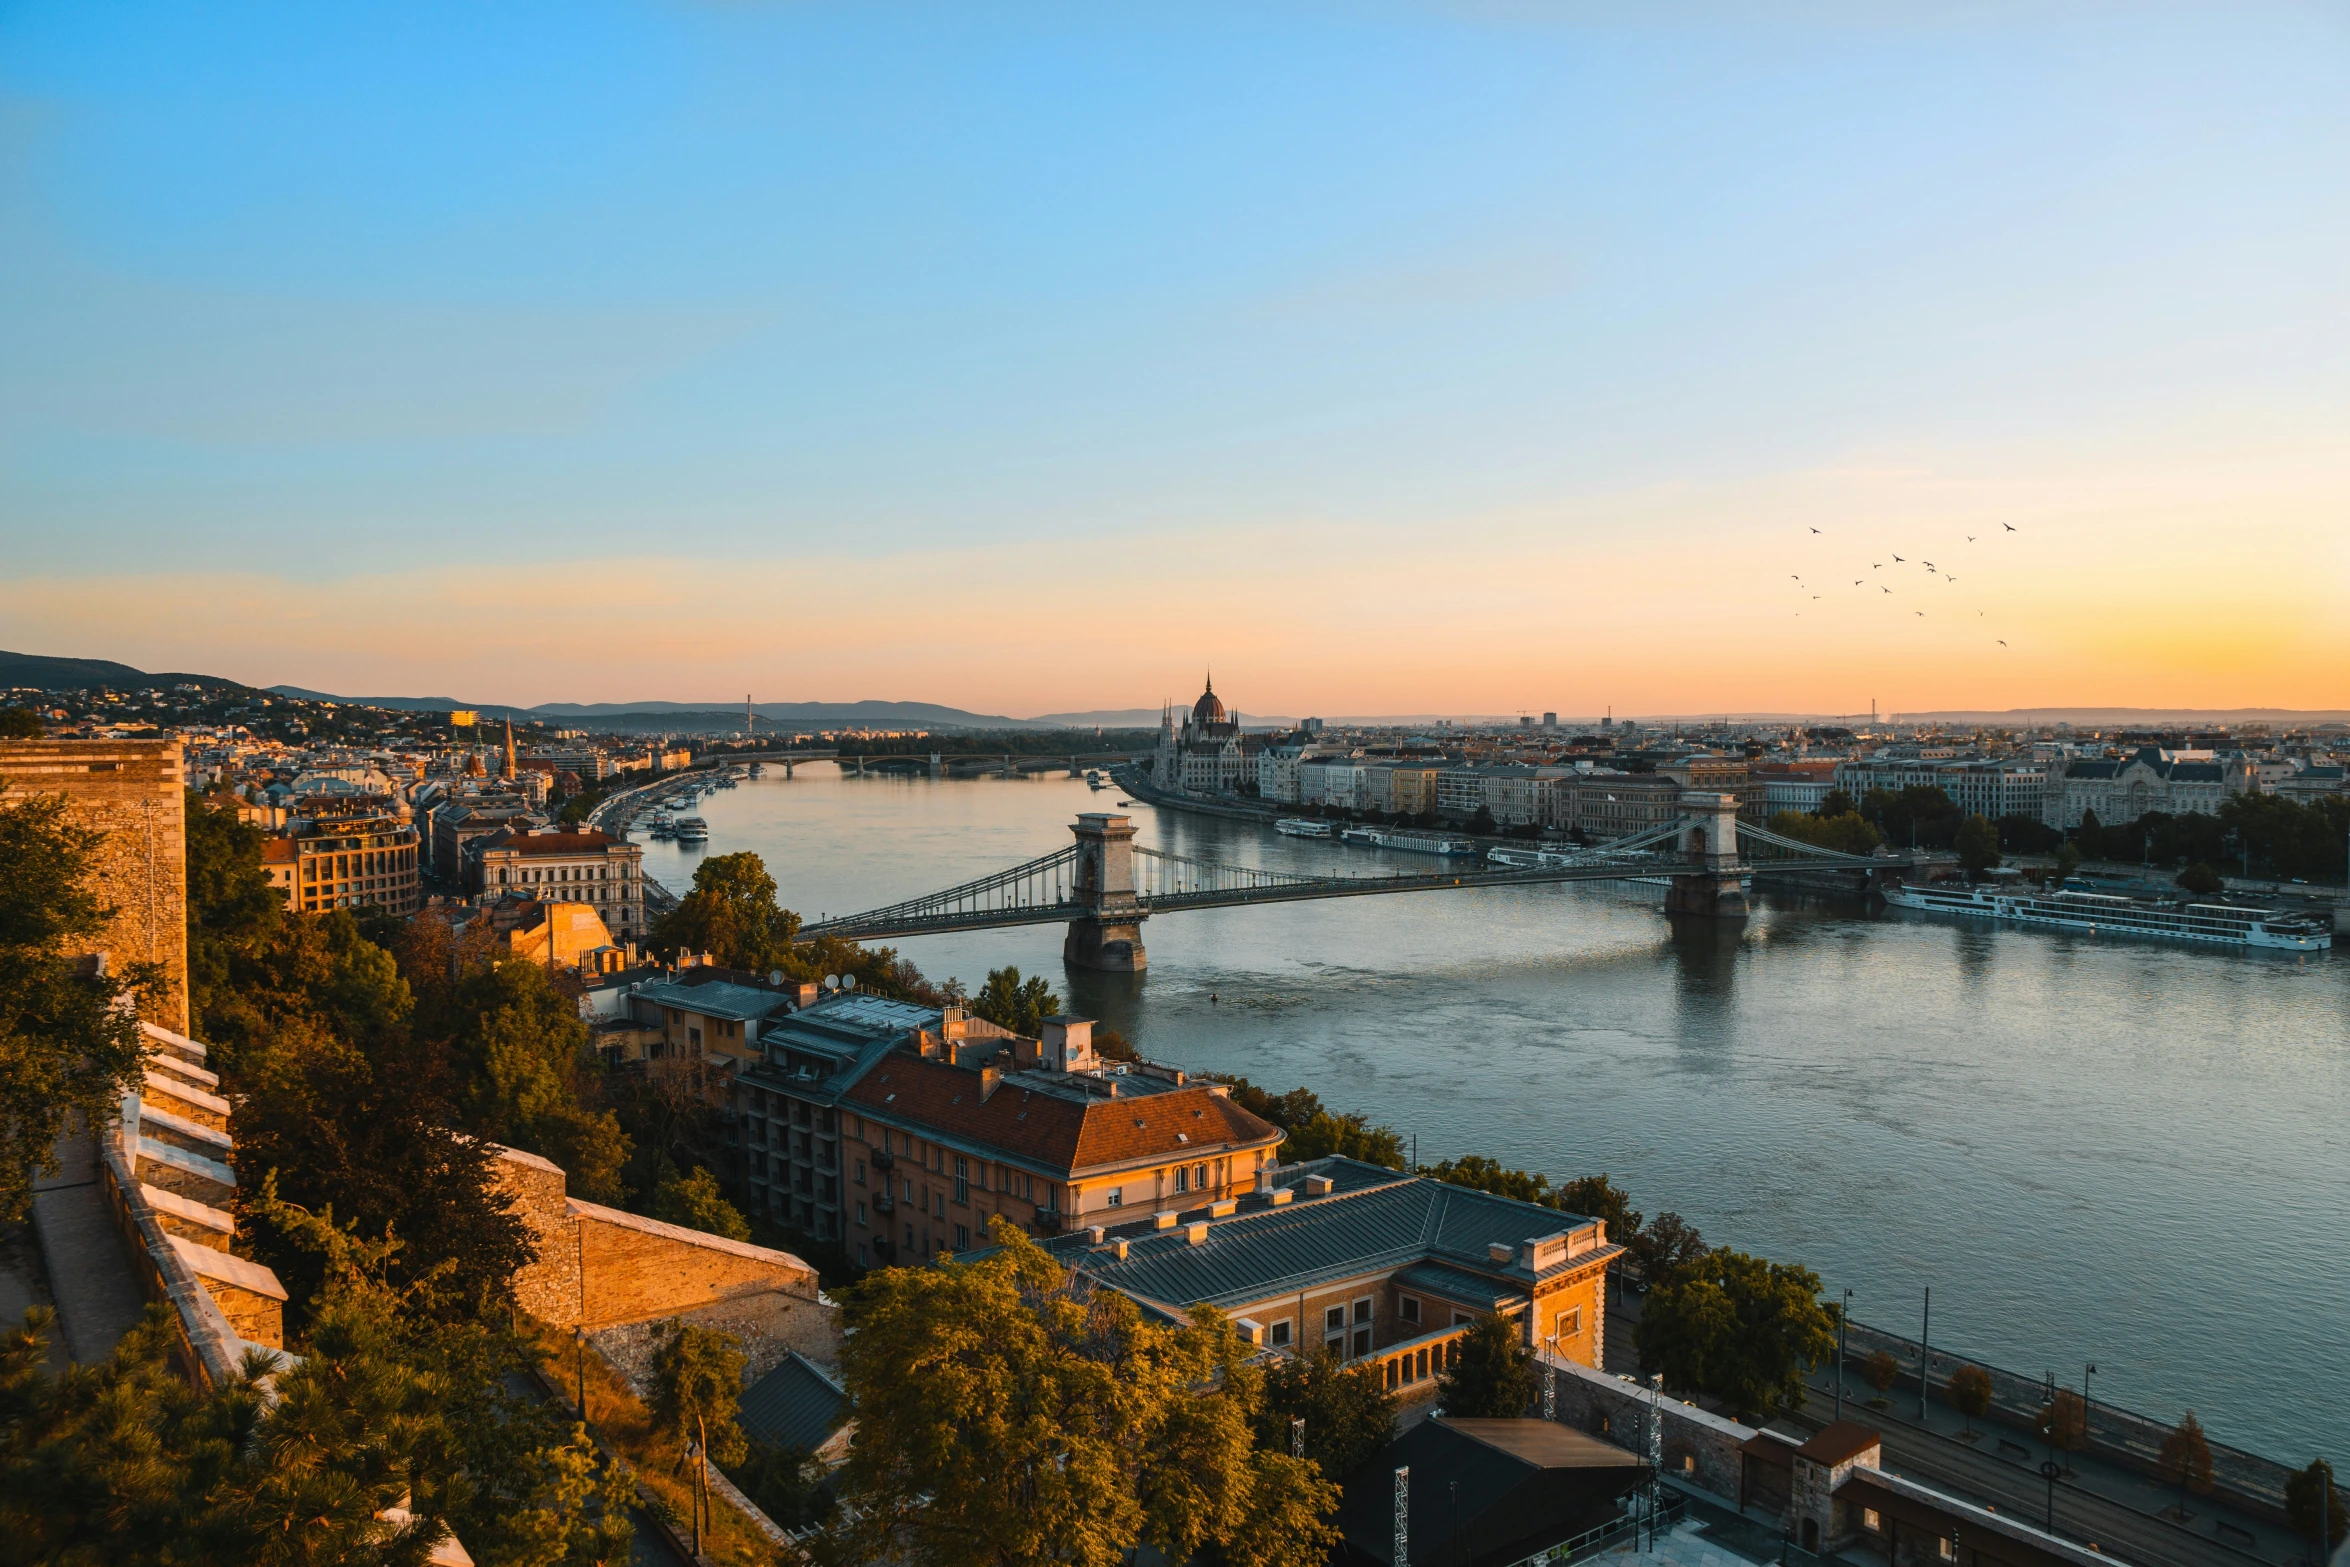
[
  {"left": 262, "top": 809, "right": 423, "bottom": 916},
  {"left": 467, "top": 826, "right": 649, "bottom": 936}
]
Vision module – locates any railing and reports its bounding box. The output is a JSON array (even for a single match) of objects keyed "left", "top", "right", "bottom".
[{"left": 1370, "top": 1320, "right": 1475, "bottom": 1395}]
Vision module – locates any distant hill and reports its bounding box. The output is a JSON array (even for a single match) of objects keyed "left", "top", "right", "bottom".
[
  {"left": 266, "top": 687, "right": 1106, "bottom": 733},
  {"left": 1891, "top": 707, "right": 2350, "bottom": 725},
  {"left": 1, "top": 649, "right": 253, "bottom": 693}
]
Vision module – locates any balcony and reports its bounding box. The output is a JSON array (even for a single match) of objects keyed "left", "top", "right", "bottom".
[
  {"left": 870, "top": 1146, "right": 895, "bottom": 1170},
  {"left": 873, "top": 1191, "right": 896, "bottom": 1214}
]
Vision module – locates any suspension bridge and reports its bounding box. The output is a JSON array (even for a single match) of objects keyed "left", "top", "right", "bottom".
[{"left": 797, "top": 793, "right": 1950, "bottom": 971}]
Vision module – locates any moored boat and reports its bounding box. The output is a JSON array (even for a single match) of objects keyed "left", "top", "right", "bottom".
[{"left": 1881, "top": 880, "right": 2330, "bottom": 951}]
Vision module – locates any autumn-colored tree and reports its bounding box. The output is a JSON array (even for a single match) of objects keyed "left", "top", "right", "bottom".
[
  {"left": 2037, "top": 1387, "right": 2087, "bottom": 1457},
  {"left": 1256, "top": 1347, "right": 1396, "bottom": 1482},
  {"left": 2285, "top": 1460, "right": 2347, "bottom": 1556},
  {"left": 2156, "top": 1411, "right": 2215, "bottom": 1518},
  {"left": 1945, "top": 1365, "right": 1993, "bottom": 1436},
  {"left": 1863, "top": 1350, "right": 1901, "bottom": 1398},
  {"left": 820, "top": 1216, "right": 1338, "bottom": 1567}
]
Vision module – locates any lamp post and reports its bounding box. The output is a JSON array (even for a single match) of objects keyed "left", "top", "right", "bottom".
[
  {"left": 1835, "top": 1289, "right": 1851, "bottom": 1423},
  {"left": 2082, "top": 1363, "right": 2097, "bottom": 1454},
  {"left": 2040, "top": 1460, "right": 2062, "bottom": 1533},
  {"left": 686, "top": 1439, "right": 703, "bottom": 1557},
  {"left": 573, "top": 1325, "right": 588, "bottom": 1420}
]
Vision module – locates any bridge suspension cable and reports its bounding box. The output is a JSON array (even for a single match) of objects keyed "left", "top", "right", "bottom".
[
  {"left": 1130, "top": 846, "right": 1333, "bottom": 900},
  {"left": 801, "top": 844, "right": 1081, "bottom": 939}
]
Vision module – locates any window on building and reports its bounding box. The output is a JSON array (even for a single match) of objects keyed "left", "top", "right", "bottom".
[
  {"left": 953, "top": 1223, "right": 970, "bottom": 1251},
  {"left": 1399, "top": 1295, "right": 1421, "bottom": 1325},
  {"left": 1453, "top": 1312, "right": 1473, "bottom": 1327},
  {"left": 1937, "top": 1538, "right": 1954, "bottom": 1561},
  {"left": 1174, "top": 1166, "right": 1188, "bottom": 1194},
  {"left": 1862, "top": 1510, "right": 1881, "bottom": 1533},
  {"left": 1325, "top": 1306, "right": 1346, "bottom": 1335},
  {"left": 854, "top": 1160, "right": 865, "bottom": 1185},
  {"left": 858, "top": 1243, "right": 869, "bottom": 1268},
  {"left": 1352, "top": 1326, "right": 1371, "bottom": 1358},
  {"left": 1194, "top": 1162, "right": 1208, "bottom": 1190},
  {"left": 1555, "top": 1307, "right": 1582, "bottom": 1341},
  {"left": 933, "top": 1192, "right": 945, "bottom": 1219},
  {"left": 953, "top": 1157, "right": 968, "bottom": 1204},
  {"left": 1104, "top": 1188, "right": 1122, "bottom": 1207},
  {"left": 856, "top": 1201, "right": 866, "bottom": 1226},
  {"left": 1352, "top": 1297, "right": 1373, "bottom": 1326}
]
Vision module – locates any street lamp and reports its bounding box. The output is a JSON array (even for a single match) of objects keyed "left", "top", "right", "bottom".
[
  {"left": 573, "top": 1326, "right": 588, "bottom": 1420},
  {"left": 2039, "top": 1460, "right": 2062, "bottom": 1534},
  {"left": 1835, "top": 1289, "right": 1852, "bottom": 1423},
  {"left": 2082, "top": 1364, "right": 2096, "bottom": 1451}
]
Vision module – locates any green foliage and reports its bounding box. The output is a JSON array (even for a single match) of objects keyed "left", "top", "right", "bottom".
[
  {"left": 1944, "top": 1365, "right": 1992, "bottom": 1433},
  {"left": 654, "top": 851, "right": 800, "bottom": 972},
  {"left": 1860, "top": 786, "right": 1961, "bottom": 850},
  {"left": 2178, "top": 862, "right": 2224, "bottom": 897},
  {"left": 1628, "top": 1211, "right": 1707, "bottom": 1286},
  {"left": 2054, "top": 841, "right": 2084, "bottom": 881},
  {"left": 0, "top": 784, "right": 158, "bottom": 1222},
  {"left": 2035, "top": 1387, "right": 2086, "bottom": 1453},
  {"left": 652, "top": 1321, "right": 749, "bottom": 1469},
  {"left": 1468, "top": 804, "right": 1497, "bottom": 836},
  {"left": 971, "top": 965, "right": 1059, "bottom": 1036},
  {"left": 1637, "top": 1247, "right": 1834, "bottom": 1421},
  {"left": 2075, "top": 809, "right": 2107, "bottom": 860},
  {"left": 1768, "top": 809, "right": 1884, "bottom": 857},
  {"left": 724, "top": 1442, "right": 833, "bottom": 1531},
  {"left": 820, "top": 1216, "right": 1340, "bottom": 1567},
  {"left": 1995, "top": 813, "right": 2061, "bottom": 854},
  {"left": 1816, "top": 789, "right": 1858, "bottom": 819},
  {"left": 1207, "top": 1076, "right": 1405, "bottom": 1169},
  {"left": 1437, "top": 1312, "right": 1539, "bottom": 1419},
  {"left": 651, "top": 1164, "right": 751, "bottom": 1242},
  {"left": 0, "top": 1200, "right": 633, "bottom": 1567},
  {"left": 2285, "top": 1459, "right": 2347, "bottom": 1551},
  {"left": 1955, "top": 814, "right": 2001, "bottom": 878},
  {"left": 1277, "top": 1110, "right": 1405, "bottom": 1170},
  {"left": 0, "top": 708, "right": 42, "bottom": 739},
  {"left": 1255, "top": 1347, "right": 1397, "bottom": 1482},
  {"left": 451, "top": 961, "right": 631, "bottom": 1203},
  {"left": 1556, "top": 1175, "right": 1644, "bottom": 1249},
  {"left": 2221, "top": 792, "right": 2350, "bottom": 882}
]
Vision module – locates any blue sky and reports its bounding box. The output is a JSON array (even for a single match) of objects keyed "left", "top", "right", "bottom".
[{"left": 4, "top": 2, "right": 2346, "bottom": 713}]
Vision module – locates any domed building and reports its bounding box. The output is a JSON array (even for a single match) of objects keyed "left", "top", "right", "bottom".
[{"left": 1153, "top": 675, "right": 1250, "bottom": 797}]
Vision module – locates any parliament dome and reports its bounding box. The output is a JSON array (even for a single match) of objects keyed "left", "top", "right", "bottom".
[{"left": 1192, "top": 680, "right": 1227, "bottom": 724}]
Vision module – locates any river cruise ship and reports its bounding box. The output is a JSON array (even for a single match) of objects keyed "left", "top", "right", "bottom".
[
  {"left": 1275, "top": 817, "right": 1333, "bottom": 838},
  {"left": 1882, "top": 880, "right": 2331, "bottom": 951},
  {"left": 673, "top": 815, "right": 710, "bottom": 843},
  {"left": 1336, "top": 826, "right": 1478, "bottom": 857}
]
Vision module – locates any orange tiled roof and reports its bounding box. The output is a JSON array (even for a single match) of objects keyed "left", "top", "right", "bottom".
[{"left": 846, "top": 1055, "right": 1281, "bottom": 1176}]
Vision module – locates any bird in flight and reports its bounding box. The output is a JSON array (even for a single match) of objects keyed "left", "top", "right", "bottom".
[
  {"left": 1873, "top": 562, "right": 1883, "bottom": 570},
  {"left": 1809, "top": 527, "right": 1821, "bottom": 534},
  {"left": 2003, "top": 523, "right": 2017, "bottom": 532},
  {"left": 1922, "top": 561, "right": 1934, "bottom": 570},
  {"left": 1998, "top": 639, "right": 2007, "bottom": 646},
  {"left": 1881, "top": 586, "right": 1892, "bottom": 594},
  {"left": 1967, "top": 534, "right": 1976, "bottom": 542},
  {"left": 1853, "top": 579, "right": 1863, "bottom": 586}
]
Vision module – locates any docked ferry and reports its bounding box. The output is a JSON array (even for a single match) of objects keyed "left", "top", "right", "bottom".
[
  {"left": 1276, "top": 817, "right": 1333, "bottom": 838},
  {"left": 673, "top": 815, "right": 710, "bottom": 844},
  {"left": 1337, "top": 826, "right": 1479, "bottom": 857},
  {"left": 1881, "top": 881, "right": 2331, "bottom": 951}
]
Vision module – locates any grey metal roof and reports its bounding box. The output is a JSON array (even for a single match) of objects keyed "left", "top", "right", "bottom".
[
  {"left": 635, "top": 978, "right": 797, "bottom": 1024},
  {"left": 743, "top": 994, "right": 941, "bottom": 1106},
  {"left": 1051, "top": 1158, "right": 1618, "bottom": 1312},
  {"left": 1393, "top": 1260, "right": 1517, "bottom": 1311},
  {"left": 738, "top": 1352, "right": 846, "bottom": 1453}
]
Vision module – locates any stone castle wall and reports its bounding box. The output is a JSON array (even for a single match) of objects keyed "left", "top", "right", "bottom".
[{"left": 0, "top": 738, "right": 189, "bottom": 1031}]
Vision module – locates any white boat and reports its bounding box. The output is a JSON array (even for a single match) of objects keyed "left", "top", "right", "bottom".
[
  {"left": 1276, "top": 818, "right": 1333, "bottom": 838},
  {"left": 648, "top": 816, "right": 677, "bottom": 840},
  {"left": 674, "top": 816, "right": 710, "bottom": 843},
  {"left": 1085, "top": 769, "right": 1109, "bottom": 789},
  {"left": 1881, "top": 880, "right": 2330, "bottom": 951},
  {"left": 1340, "top": 826, "right": 1477, "bottom": 857}
]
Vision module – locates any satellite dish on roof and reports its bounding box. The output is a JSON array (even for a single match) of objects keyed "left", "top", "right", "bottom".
[
  {"left": 768, "top": 969, "right": 785, "bottom": 986},
  {"left": 841, "top": 974, "right": 857, "bottom": 991},
  {"left": 822, "top": 975, "right": 839, "bottom": 991}
]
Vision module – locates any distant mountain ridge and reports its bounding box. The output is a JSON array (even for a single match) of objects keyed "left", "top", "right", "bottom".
[
  {"left": 1, "top": 649, "right": 254, "bottom": 693},
  {"left": 267, "top": 688, "right": 1091, "bottom": 732}
]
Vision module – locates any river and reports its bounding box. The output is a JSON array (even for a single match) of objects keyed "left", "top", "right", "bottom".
[{"left": 635, "top": 766, "right": 2350, "bottom": 1463}]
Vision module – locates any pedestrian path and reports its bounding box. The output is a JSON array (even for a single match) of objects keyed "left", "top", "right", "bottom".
[{"left": 30, "top": 1133, "right": 148, "bottom": 1364}]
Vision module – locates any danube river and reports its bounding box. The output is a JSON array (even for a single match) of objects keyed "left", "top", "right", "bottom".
[{"left": 636, "top": 767, "right": 2350, "bottom": 1462}]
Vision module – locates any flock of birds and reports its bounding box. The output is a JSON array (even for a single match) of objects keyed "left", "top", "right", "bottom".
[{"left": 1788, "top": 522, "right": 2021, "bottom": 647}]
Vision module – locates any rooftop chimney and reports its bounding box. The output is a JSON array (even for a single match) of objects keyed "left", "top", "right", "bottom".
[
  {"left": 1041, "top": 1015, "right": 1097, "bottom": 1073},
  {"left": 978, "top": 1063, "right": 1002, "bottom": 1102},
  {"left": 1084, "top": 1225, "right": 1106, "bottom": 1245},
  {"left": 1184, "top": 1221, "right": 1209, "bottom": 1246}
]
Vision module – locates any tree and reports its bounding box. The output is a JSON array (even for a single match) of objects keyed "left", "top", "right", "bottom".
[
  {"left": 1945, "top": 1365, "right": 1992, "bottom": 1436},
  {"left": 450, "top": 960, "right": 631, "bottom": 1202},
  {"left": 0, "top": 707, "right": 42, "bottom": 738},
  {"left": 652, "top": 1321, "right": 748, "bottom": 1556},
  {"left": 2054, "top": 841, "right": 2083, "bottom": 882},
  {"left": 1277, "top": 1109, "right": 1405, "bottom": 1169},
  {"left": 1955, "top": 814, "right": 2001, "bottom": 879},
  {"left": 2036, "top": 1386, "right": 2087, "bottom": 1458},
  {"left": 2286, "top": 1460, "right": 2347, "bottom": 1557},
  {"left": 1629, "top": 1211, "right": 1707, "bottom": 1287},
  {"left": 972, "top": 965, "right": 1059, "bottom": 1036},
  {"left": 1816, "top": 789, "right": 1858, "bottom": 820},
  {"left": 0, "top": 784, "right": 156, "bottom": 1222},
  {"left": 2156, "top": 1411, "right": 2214, "bottom": 1518},
  {"left": 1469, "top": 805, "right": 1498, "bottom": 836},
  {"left": 1256, "top": 1346, "right": 1396, "bottom": 1482},
  {"left": 2178, "top": 862, "right": 2224, "bottom": 897},
  {"left": 650, "top": 1164, "right": 751, "bottom": 1242},
  {"left": 1768, "top": 809, "right": 1883, "bottom": 857},
  {"left": 822, "top": 1216, "right": 1339, "bottom": 1567},
  {"left": 1637, "top": 1248, "right": 1835, "bottom": 1422},
  {"left": 1863, "top": 1350, "right": 1901, "bottom": 1401},
  {"left": 1438, "top": 1311, "right": 1540, "bottom": 1418},
  {"left": 2076, "top": 809, "right": 2106, "bottom": 861},
  {"left": 1557, "top": 1174, "right": 1645, "bottom": 1251},
  {"left": 652, "top": 850, "right": 799, "bottom": 971}
]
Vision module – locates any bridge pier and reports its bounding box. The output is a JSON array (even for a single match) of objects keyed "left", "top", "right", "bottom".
[
  {"left": 1066, "top": 813, "right": 1148, "bottom": 971},
  {"left": 927, "top": 753, "right": 942, "bottom": 778},
  {"left": 1668, "top": 791, "right": 1749, "bottom": 921}
]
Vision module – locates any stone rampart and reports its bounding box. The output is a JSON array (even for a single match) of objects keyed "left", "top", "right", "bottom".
[
  {"left": 0, "top": 738, "right": 189, "bottom": 1031},
  {"left": 1549, "top": 1357, "right": 1756, "bottom": 1505}
]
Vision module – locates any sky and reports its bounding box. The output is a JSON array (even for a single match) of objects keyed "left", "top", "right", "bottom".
[{"left": 3, "top": 1, "right": 2347, "bottom": 718}]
